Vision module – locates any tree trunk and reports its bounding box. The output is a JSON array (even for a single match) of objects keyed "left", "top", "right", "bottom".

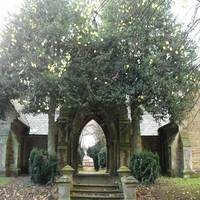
[
  {"left": 132, "top": 109, "right": 142, "bottom": 154},
  {"left": 48, "top": 98, "right": 56, "bottom": 155}
]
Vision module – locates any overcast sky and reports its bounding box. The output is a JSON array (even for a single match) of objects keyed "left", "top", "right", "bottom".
[
  {"left": 0, "top": 0, "right": 22, "bottom": 25},
  {"left": 0, "top": 0, "right": 199, "bottom": 42},
  {"left": 0, "top": 1, "right": 199, "bottom": 24}
]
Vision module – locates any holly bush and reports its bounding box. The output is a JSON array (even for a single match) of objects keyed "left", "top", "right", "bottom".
[
  {"left": 29, "top": 148, "right": 58, "bottom": 185},
  {"left": 130, "top": 150, "right": 160, "bottom": 185}
]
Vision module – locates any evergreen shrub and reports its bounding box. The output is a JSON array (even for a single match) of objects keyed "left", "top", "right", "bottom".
[
  {"left": 130, "top": 150, "right": 160, "bottom": 185},
  {"left": 29, "top": 148, "right": 58, "bottom": 185}
]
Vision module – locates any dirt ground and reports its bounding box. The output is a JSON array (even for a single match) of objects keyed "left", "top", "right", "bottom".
[
  {"left": 0, "top": 177, "right": 57, "bottom": 200},
  {"left": 0, "top": 176, "right": 200, "bottom": 200}
]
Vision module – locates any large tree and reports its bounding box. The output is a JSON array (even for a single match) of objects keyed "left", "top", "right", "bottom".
[
  {"left": 62, "top": 0, "right": 200, "bottom": 154},
  {"left": 0, "top": 0, "right": 92, "bottom": 154},
  {"left": 64, "top": 0, "right": 200, "bottom": 122}
]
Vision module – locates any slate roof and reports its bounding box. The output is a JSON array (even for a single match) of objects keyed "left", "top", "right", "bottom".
[
  {"left": 11, "top": 100, "right": 169, "bottom": 136},
  {"left": 25, "top": 114, "right": 48, "bottom": 135},
  {"left": 25, "top": 112, "right": 168, "bottom": 136},
  {"left": 140, "top": 112, "right": 169, "bottom": 136}
]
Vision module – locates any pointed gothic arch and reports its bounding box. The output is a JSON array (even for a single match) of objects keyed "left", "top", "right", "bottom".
[{"left": 67, "top": 105, "right": 119, "bottom": 175}]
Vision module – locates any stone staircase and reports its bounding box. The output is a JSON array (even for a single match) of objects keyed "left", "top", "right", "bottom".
[{"left": 71, "top": 174, "right": 124, "bottom": 200}]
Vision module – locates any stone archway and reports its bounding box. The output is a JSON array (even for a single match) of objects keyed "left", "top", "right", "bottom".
[{"left": 68, "top": 105, "right": 119, "bottom": 175}]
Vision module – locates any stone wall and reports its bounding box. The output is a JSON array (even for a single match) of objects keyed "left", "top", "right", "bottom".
[
  {"left": 0, "top": 103, "right": 48, "bottom": 175},
  {"left": 179, "top": 94, "right": 200, "bottom": 175},
  {"left": 170, "top": 133, "right": 183, "bottom": 176},
  {"left": 0, "top": 105, "right": 19, "bottom": 175},
  {"left": 141, "top": 136, "right": 160, "bottom": 154}
]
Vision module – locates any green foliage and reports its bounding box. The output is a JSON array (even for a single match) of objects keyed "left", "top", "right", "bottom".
[
  {"left": 0, "top": 0, "right": 199, "bottom": 123},
  {"left": 64, "top": 0, "right": 200, "bottom": 122},
  {"left": 0, "top": 0, "right": 90, "bottom": 115},
  {"left": 130, "top": 151, "right": 160, "bottom": 185},
  {"left": 87, "top": 142, "right": 104, "bottom": 171},
  {"left": 98, "top": 146, "right": 107, "bottom": 169},
  {"left": 29, "top": 148, "right": 58, "bottom": 185},
  {"left": 0, "top": 70, "right": 21, "bottom": 119}
]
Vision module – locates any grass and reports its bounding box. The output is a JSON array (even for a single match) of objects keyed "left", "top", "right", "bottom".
[
  {"left": 159, "top": 176, "right": 200, "bottom": 189},
  {"left": 154, "top": 177, "right": 200, "bottom": 200},
  {"left": 0, "top": 177, "right": 12, "bottom": 186}
]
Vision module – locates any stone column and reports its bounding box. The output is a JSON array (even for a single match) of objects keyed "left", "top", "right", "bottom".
[
  {"left": 56, "top": 165, "right": 75, "bottom": 200},
  {"left": 106, "top": 144, "right": 110, "bottom": 173},
  {"left": 57, "top": 146, "right": 67, "bottom": 169},
  {"left": 113, "top": 140, "right": 118, "bottom": 173}
]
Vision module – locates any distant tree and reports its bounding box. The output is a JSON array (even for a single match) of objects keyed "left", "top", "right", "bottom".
[
  {"left": 98, "top": 146, "right": 107, "bottom": 169},
  {"left": 88, "top": 142, "right": 104, "bottom": 171},
  {"left": 78, "top": 146, "right": 85, "bottom": 165}
]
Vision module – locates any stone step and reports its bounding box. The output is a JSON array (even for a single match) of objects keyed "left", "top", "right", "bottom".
[
  {"left": 71, "top": 194, "right": 124, "bottom": 200},
  {"left": 71, "top": 197, "right": 124, "bottom": 200},
  {"left": 71, "top": 174, "right": 124, "bottom": 200},
  {"left": 71, "top": 189, "right": 122, "bottom": 193},
  {"left": 73, "top": 183, "right": 120, "bottom": 189},
  {"left": 71, "top": 184, "right": 124, "bottom": 199},
  {"left": 74, "top": 174, "right": 119, "bottom": 185}
]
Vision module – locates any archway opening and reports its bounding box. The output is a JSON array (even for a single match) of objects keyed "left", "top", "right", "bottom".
[{"left": 77, "top": 119, "right": 107, "bottom": 174}]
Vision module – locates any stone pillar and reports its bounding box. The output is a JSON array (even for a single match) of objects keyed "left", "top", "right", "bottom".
[
  {"left": 57, "top": 145, "right": 67, "bottom": 169},
  {"left": 113, "top": 140, "right": 118, "bottom": 173},
  {"left": 0, "top": 121, "right": 11, "bottom": 175},
  {"left": 117, "top": 166, "right": 138, "bottom": 200},
  {"left": 119, "top": 144, "right": 130, "bottom": 167},
  {"left": 121, "top": 176, "right": 139, "bottom": 200},
  {"left": 119, "top": 105, "right": 131, "bottom": 168},
  {"left": 56, "top": 165, "right": 74, "bottom": 200},
  {"left": 180, "top": 131, "right": 193, "bottom": 177},
  {"left": 109, "top": 142, "right": 115, "bottom": 175},
  {"left": 106, "top": 144, "right": 110, "bottom": 173},
  {"left": 182, "top": 146, "right": 193, "bottom": 177}
]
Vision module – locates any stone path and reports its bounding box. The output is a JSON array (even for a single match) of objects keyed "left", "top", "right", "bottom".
[{"left": 0, "top": 177, "right": 58, "bottom": 200}]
